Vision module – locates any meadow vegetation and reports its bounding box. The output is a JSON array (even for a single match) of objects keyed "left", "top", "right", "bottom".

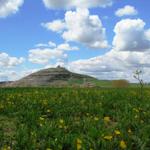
[{"left": 0, "top": 87, "right": 150, "bottom": 150}]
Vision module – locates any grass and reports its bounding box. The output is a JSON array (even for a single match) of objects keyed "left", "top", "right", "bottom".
[{"left": 0, "top": 87, "right": 150, "bottom": 150}]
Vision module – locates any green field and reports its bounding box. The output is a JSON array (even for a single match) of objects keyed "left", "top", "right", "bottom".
[{"left": 0, "top": 88, "right": 150, "bottom": 150}]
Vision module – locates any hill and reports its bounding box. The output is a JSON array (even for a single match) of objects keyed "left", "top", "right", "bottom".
[{"left": 5, "top": 66, "right": 100, "bottom": 87}]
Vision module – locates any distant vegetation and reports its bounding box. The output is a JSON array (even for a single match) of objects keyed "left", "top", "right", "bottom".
[
  {"left": 112, "top": 80, "right": 129, "bottom": 88},
  {"left": 0, "top": 88, "right": 149, "bottom": 149}
]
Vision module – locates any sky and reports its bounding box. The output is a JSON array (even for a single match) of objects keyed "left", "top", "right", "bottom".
[{"left": 0, "top": 0, "right": 150, "bottom": 82}]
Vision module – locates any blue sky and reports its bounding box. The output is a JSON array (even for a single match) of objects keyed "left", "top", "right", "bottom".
[{"left": 0, "top": 0, "right": 150, "bottom": 82}]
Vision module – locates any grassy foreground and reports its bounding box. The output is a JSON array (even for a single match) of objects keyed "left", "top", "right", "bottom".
[{"left": 0, "top": 88, "right": 150, "bottom": 150}]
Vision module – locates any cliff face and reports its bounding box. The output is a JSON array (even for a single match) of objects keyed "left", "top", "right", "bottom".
[{"left": 6, "top": 67, "right": 97, "bottom": 87}]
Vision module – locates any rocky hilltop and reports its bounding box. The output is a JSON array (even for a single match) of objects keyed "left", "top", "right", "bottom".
[{"left": 5, "top": 66, "right": 98, "bottom": 87}]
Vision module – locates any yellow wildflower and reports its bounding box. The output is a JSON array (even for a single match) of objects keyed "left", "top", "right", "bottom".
[
  {"left": 39, "top": 117, "right": 45, "bottom": 121},
  {"left": 103, "top": 135, "right": 113, "bottom": 140},
  {"left": 77, "top": 138, "right": 82, "bottom": 144},
  {"left": 47, "top": 109, "right": 51, "bottom": 113},
  {"left": 77, "top": 144, "right": 82, "bottom": 150},
  {"left": 94, "top": 117, "right": 99, "bottom": 121},
  {"left": 128, "top": 128, "right": 132, "bottom": 134},
  {"left": 120, "top": 140, "right": 127, "bottom": 149},
  {"left": 104, "top": 116, "right": 110, "bottom": 122},
  {"left": 76, "top": 138, "right": 82, "bottom": 150},
  {"left": 114, "top": 130, "right": 121, "bottom": 135},
  {"left": 59, "top": 119, "right": 64, "bottom": 124},
  {"left": 1, "top": 146, "right": 11, "bottom": 150}
]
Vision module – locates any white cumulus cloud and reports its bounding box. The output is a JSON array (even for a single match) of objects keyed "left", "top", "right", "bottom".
[
  {"left": 0, "top": 0, "right": 24, "bottom": 18},
  {"left": 63, "top": 8, "right": 109, "bottom": 49},
  {"left": 113, "top": 19, "right": 150, "bottom": 51},
  {"left": 43, "top": 8, "right": 109, "bottom": 49},
  {"left": 42, "top": 0, "right": 113, "bottom": 9},
  {"left": 42, "top": 20, "right": 66, "bottom": 33},
  {"left": 29, "top": 42, "right": 78, "bottom": 65},
  {"left": 0, "top": 52, "right": 25, "bottom": 68},
  {"left": 57, "top": 43, "right": 79, "bottom": 51},
  {"left": 35, "top": 41, "right": 56, "bottom": 48},
  {"left": 48, "top": 41, "right": 57, "bottom": 47},
  {"left": 115, "top": 5, "right": 138, "bottom": 17},
  {"left": 28, "top": 48, "right": 64, "bottom": 65},
  {"left": 69, "top": 49, "right": 150, "bottom": 82}
]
